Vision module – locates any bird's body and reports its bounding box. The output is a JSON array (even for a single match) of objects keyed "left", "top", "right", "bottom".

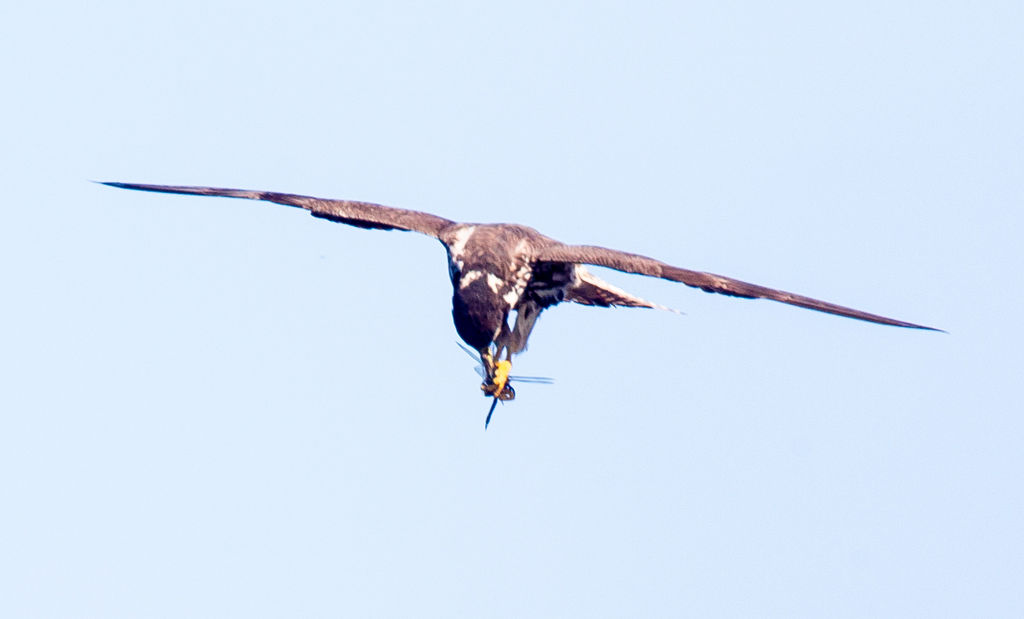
[
  {"left": 442, "top": 223, "right": 644, "bottom": 358},
  {"left": 101, "top": 181, "right": 939, "bottom": 421}
]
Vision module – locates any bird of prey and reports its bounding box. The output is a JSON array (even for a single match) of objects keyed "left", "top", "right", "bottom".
[{"left": 102, "top": 182, "right": 938, "bottom": 421}]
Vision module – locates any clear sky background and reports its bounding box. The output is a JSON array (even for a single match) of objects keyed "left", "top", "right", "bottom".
[{"left": 2, "top": 1, "right": 1021, "bottom": 617}]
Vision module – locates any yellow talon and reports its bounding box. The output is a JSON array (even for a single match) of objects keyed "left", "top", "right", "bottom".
[
  {"left": 481, "top": 359, "right": 513, "bottom": 398},
  {"left": 493, "top": 360, "right": 511, "bottom": 392}
]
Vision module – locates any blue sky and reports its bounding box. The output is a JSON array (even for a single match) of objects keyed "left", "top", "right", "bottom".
[{"left": 2, "top": 1, "right": 1021, "bottom": 617}]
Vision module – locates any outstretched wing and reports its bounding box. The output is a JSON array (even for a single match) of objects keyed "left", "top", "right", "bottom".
[
  {"left": 566, "top": 266, "right": 680, "bottom": 313},
  {"left": 100, "top": 182, "right": 454, "bottom": 238},
  {"left": 536, "top": 244, "right": 939, "bottom": 331}
]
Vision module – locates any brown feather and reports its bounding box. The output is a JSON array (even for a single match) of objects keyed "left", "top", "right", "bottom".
[
  {"left": 565, "top": 266, "right": 678, "bottom": 312},
  {"left": 536, "top": 244, "right": 940, "bottom": 331},
  {"left": 99, "top": 182, "right": 454, "bottom": 238},
  {"left": 101, "top": 181, "right": 940, "bottom": 334}
]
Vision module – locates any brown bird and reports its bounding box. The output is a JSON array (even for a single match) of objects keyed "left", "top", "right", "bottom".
[{"left": 101, "top": 182, "right": 939, "bottom": 425}]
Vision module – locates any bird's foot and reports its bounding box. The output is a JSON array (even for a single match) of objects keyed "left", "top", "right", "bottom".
[{"left": 481, "top": 359, "right": 515, "bottom": 401}]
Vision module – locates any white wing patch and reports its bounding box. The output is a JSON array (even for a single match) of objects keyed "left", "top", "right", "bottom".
[
  {"left": 503, "top": 288, "right": 521, "bottom": 306},
  {"left": 486, "top": 273, "right": 504, "bottom": 294},
  {"left": 503, "top": 254, "right": 532, "bottom": 309},
  {"left": 460, "top": 270, "right": 484, "bottom": 289},
  {"left": 449, "top": 225, "right": 476, "bottom": 259}
]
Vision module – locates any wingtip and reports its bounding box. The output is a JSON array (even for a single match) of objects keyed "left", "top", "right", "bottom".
[{"left": 894, "top": 318, "right": 945, "bottom": 333}]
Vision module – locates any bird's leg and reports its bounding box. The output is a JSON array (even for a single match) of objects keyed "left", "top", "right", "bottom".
[
  {"left": 479, "top": 347, "right": 495, "bottom": 381},
  {"left": 479, "top": 346, "right": 513, "bottom": 399},
  {"left": 479, "top": 347, "right": 499, "bottom": 395}
]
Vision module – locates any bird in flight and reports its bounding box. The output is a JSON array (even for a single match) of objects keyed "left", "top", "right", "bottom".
[{"left": 102, "top": 182, "right": 938, "bottom": 424}]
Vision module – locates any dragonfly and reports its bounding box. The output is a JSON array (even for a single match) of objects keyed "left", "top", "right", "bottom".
[{"left": 457, "top": 343, "right": 553, "bottom": 428}]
